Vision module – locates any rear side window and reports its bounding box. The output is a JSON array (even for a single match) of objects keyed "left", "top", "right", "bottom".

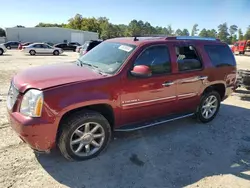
[
  {"left": 204, "top": 45, "right": 236, "bottom": 67},
  {"left": 176, "top": 45, "right": 202, "bottom": 71}
]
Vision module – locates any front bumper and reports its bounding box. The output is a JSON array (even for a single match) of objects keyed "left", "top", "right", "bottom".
[{"left": 8, "top": 111, "right": 57, "bottom": 152}]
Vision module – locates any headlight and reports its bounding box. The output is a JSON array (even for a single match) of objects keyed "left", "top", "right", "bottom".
[{"left": 20, "top": 89, "right": 44, "bottom": 117}]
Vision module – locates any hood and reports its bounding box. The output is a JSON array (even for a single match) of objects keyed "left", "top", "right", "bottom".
[{"left": 13, "top": 63, "right": 104, "bottom": 93}]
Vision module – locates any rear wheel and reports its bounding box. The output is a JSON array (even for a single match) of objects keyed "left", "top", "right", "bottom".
[
  {"left": 53, "top": 50, "right": 59, "bottom": 55},
  {"left": 0, "top": 49, "right": 3, "bottom": 55},
  {"left": 29, "top": 50, "right": 36, "bottom": 55},
  {"left": 196, "top": 91, "right": 221, "bottom": 123},
  {"left": 58, "top": 110, "right": 112, "bottom": 161},
  {"left": 6, "top": 46, "right": 11, "bottom": 49}
]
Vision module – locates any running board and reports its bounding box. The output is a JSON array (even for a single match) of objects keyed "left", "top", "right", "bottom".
[{"left": 114, "top": 113, "right": 194, "bottom": 132}]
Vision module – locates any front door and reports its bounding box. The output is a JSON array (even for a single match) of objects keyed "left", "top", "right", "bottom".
[
  {"left": 120, "top": 44, "right": 178, "bottom": 125},
  {"left": 174, "top": 43, "right": 206, "bottom": 113}
]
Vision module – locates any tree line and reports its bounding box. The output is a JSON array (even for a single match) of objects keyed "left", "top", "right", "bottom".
[{"left": 1, "top": 14, "right": 250, "bottom": 44}]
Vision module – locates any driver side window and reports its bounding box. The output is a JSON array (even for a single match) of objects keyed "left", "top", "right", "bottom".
[{"left": 134, "top": 45, "right": 171, "bottom": 75}]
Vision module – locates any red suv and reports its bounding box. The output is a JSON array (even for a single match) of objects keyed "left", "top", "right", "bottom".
[{"left": 7, "top": 36, "right": 237, "bottom": 161}]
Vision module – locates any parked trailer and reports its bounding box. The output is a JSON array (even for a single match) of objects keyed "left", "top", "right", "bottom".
[{"left": 236, "top": 69, "right": 250, "bottom": 90}]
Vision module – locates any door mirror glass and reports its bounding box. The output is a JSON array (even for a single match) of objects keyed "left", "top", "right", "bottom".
[{"left": 130, "top": 65, "right": 152, "bottom": 77}]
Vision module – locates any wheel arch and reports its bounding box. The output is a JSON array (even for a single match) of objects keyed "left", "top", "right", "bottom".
[
  {"left": 202, "top": 82, "right": 226, "bottom": 100},
  {"left": 56, "top": 103, "right": 115, "bottom": 143}
]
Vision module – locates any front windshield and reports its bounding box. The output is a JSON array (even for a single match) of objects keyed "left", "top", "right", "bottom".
[{"left": 77, "top": 42, "right": 136, "bottom": 74}]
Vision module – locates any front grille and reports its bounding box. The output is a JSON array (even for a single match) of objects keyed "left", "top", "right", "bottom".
[{"left": 7, "top": 83, "right": 19, "bottom": 110}]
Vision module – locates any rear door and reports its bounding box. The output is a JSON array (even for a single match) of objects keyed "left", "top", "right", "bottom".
[
  {"left": 173, "top": 42, "right": 206, "bottom": 113},
  {"left": 42, "top": 44, "right": 53, "bottom": 53}
]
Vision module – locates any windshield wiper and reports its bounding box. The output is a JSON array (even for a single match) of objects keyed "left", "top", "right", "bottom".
[
  {"left": 76, "top": 59, "right": 109, "bottom": 76},
  {"left": 76, "top": 59, "right": 98, "bottom": 68}
]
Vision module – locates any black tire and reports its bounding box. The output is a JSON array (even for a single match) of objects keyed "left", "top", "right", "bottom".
[
  {"left": 58, "top": 110, "right": 112, "bottom": 161},
  {"left": 196, "top": 91, "right": 221, "bottom": 123},
  {"left": 6, "top": 46, "right": 11, "bottom": 50},
  {"left": 53, "top": 50, "right": 59, "bottom": 55},
  {"left": 29, "top": 50, "right": 36, "bottom": 56},
  {"left": 0, "top": 48, "right": 3, "bottom": 55}
]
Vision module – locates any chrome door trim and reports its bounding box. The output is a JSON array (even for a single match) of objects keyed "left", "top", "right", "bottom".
[{"left": 122, "top": 96, "right": 176, "bottom": 107}]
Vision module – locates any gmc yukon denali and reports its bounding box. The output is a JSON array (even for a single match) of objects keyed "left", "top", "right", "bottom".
[{"left": 7, "top": 36, "right": 237, "bottom": 161}]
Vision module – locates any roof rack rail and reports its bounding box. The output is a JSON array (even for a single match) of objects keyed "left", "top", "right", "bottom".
[{"left": 167, "top": 36, "right": 220, "bottom": 41}]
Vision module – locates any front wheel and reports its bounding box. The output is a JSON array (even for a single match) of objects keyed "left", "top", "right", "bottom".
[
  {"left": 196, "top": 91, "right": 221, "bottom": 123},
  {"left": 58, "top": 110, "right": 111, "bottom": 161},
  {"left": 6, "top": 46, "right": 11, "bottom": 49}
]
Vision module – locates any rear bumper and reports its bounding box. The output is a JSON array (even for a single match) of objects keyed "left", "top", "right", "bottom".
[{"left": 7, "top": 111, "right": 57, "bottom": 152}]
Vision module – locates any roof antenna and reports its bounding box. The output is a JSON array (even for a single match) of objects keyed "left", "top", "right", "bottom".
[{"left": 134, "top": 36, "right": 139, "bottom": 41}]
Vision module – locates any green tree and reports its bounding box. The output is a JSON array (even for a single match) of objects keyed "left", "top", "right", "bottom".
[
  {"left": 244, "top": 26, "right": 250, "bottom": 40},
  {"left": 127, "top": 20, "right": 142, "bottom": 36},
  {"left": 81, "top": 17, "right": 99, "bottom": 32},
  {"left": 67, "top": 14, "right": 83, "bottom": 30},
  {"left": 182, "top": 29, "right": 189, "bottom": 36},
  {"left": 15, "top": 25, "right": 25, "bottom": 28},
  {"left": 166, "top": 25, "right": 174, "bottom": 36},
  {"left": 207, "top": 29, "right": 217, "bottom": 38},
  {"left": 0, "top": 28, "right": 5, "bottom": 37},
  {"left": 175, "top": 29, "right": 183, "bottom": 36},
  {"left": 35, "top": 23, "right": 66, "bottom": 27},
  {"left": 229, "top": 25, "right": 238, "bottom": 36},
  {"left": 199, "top": 28, "right": 208, "bottom": 37},
  {"left": 238, "top": 28, "right": 244, "bottom": 40},
  {"left": 191, "top": 24, "right": 199, "bottom": 36},
  {"left": 217, "top": 23, "right": 229, "bottom": 42},
  {"left": 232, "top": 34, "right": 237, "bottom": 44},
  {"left": 228, "top": 25, "right": 238, "bottom": 44}
]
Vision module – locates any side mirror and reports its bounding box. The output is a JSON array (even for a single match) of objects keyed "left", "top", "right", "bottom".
[{"left": 130, "top": 65, "right": 152, "bottom": 78}]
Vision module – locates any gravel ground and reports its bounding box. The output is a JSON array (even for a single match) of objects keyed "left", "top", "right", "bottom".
[{"left": 0, "top": 50, "right": 250, "bottom": 188}]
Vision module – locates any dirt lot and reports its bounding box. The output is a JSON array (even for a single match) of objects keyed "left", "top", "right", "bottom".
[{"left": 0, "top": 50, "right": 250, "bottom": 188}]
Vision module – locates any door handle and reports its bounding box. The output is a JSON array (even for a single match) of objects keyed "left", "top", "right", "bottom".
[
  {"left": 162, "top": 82, "right": 174, "bottom": 87},
  {"left": 198, "top": 76, "right": 208, "bottom": 80}
]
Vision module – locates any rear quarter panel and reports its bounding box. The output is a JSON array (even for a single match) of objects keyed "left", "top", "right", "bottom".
[{"left": 197, "top": 42, "right": 236, "bottom": 96}]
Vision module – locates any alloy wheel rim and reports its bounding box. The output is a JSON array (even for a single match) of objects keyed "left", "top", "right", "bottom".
[
  {"left": 70, "top": 122, "right": 105, "bottom": 157},
  {"left": 201, "top": 95, "right": 218, "bottom": 119}
]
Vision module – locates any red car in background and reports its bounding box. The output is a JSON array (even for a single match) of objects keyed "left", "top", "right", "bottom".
[
  {"left": 231, "top": 40, "right": 250, "bottom": 55},
  {"left": 18, "top": 42, "right": 33, "bottom": 50}
]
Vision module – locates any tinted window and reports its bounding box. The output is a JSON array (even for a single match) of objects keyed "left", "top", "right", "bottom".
[
  {"left": 134, "top": 45, "right": 171, "bottom": 74},
  {"left": 33, "top": 44, "right": 43, "bottom": 48},
  {"left": 234, "top": 43, "right": 239, "bottom": 47},
  {"left": 87, "top": 42, "right": 101, "bottom": 51},
  {"left": 204, "top": 45, "right": 236, "bottom": 67},
  {"left": 176, "top": 45, "right": 202, "bottom": 71},
  {"left": 240, "top": 43, "right": 245, "bottom": 46}
]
